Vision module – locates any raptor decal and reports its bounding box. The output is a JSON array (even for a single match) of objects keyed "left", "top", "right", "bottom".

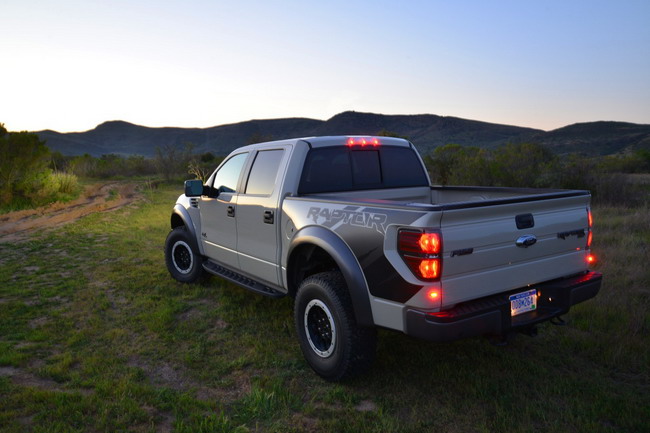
[{"left": 307, "top": 206, "right": 388, "bottom": 234}]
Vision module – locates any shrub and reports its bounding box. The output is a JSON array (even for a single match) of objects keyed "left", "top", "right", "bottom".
[
  {"left": 424, "top": 142, "right": 649, "bottom": 207},
  {"left": 0, "top": 124, "right": 51, "bottom": 206}
]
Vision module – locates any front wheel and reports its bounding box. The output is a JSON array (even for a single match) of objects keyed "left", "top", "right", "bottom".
[
  {"left": 294, "top": 271, "right": 376, "bottom": 381},
  {"left": 165, "top": 226, "right": 205, "bottom": 283}
]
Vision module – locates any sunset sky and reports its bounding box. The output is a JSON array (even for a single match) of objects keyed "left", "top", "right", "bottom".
[{"left": 1, "top": 0, "right": 649, "bottom": 132}]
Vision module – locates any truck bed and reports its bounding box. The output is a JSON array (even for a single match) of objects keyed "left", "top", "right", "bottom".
[
  {"left": 297, "top": 185, "right": 590, "bottom": 210},
  {"left": 290, "top": 185, "right": 592, "bottom": 309}
]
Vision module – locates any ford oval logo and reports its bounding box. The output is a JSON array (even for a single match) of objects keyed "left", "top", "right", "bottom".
[{"left": 516, "top": 235, "right": 537, "bottom": 248}]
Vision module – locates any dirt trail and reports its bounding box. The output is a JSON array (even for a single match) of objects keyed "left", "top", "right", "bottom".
[{"left": 0, "top": 182, "right": 140, "bottom": 242}]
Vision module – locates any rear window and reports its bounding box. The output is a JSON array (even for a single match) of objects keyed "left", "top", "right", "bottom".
[{"left": 298, "top": 146, "right": 428, "bottom": 194}]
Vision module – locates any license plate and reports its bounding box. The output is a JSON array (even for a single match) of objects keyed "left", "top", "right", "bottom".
[{"left": 509, "top": 289, "right": 537, "bottom": 317}]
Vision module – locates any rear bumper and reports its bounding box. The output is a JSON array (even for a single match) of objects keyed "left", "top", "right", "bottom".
[{"left": 404, "top": 271, "right": 602, "bottom": 342}]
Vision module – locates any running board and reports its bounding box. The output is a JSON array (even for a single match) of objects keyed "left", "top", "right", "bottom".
[{"left": 203, "top": 260, "right": 285, "bottom": 298}]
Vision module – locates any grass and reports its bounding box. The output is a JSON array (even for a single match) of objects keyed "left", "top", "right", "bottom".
[{"left": 0, "top": 184, "right": 648, "bottom": 432}]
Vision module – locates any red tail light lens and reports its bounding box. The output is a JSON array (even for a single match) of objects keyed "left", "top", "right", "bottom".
[
  {"left": 398, "top": 229, "right": 443, "bottom": 281},
  {"left": 419, "top": 233, "right": 441, "bottom": 254},
  {"left": 398, "top": 231, "right": 441, "bottom": 254},
  {"left": 420, "top": 259, "right": 440, "bottom": 279}
]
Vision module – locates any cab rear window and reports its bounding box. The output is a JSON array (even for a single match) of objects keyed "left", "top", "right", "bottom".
[{"left": 298, "top": 146, "right": 428, "bottom": 194}]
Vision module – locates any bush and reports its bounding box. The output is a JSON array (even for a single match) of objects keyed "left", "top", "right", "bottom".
[
  {"left": 51, "top": 171, "right": 79, "bottom": 195},
  {"left": 425, "top": 142, "right": 649, "bottom": 207},
  {"left": 0, "top": 124, "right": 52, "bottom": 206}
]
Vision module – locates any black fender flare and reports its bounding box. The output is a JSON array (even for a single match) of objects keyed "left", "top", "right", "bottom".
[
  {"left": 288, "top": 225, "right": 374, "bottom": 327},
  {"left": 172, "top": 204, "right": 198, "bottom": 244}
]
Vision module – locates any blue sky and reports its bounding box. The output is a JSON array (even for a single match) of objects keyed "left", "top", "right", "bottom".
[{"left": 1, "top": 0, "right": 649, "bottom": 132}]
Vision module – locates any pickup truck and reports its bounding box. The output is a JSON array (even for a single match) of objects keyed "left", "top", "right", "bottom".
[{"left": 164, "top": 136, "right": 602, "bottom": 381}]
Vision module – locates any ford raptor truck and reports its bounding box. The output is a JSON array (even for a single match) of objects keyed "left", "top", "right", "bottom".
[{"left": 164, "top": 136, "right": 602, "bottom": 381}]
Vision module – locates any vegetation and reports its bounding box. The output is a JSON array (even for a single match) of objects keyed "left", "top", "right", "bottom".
[
  {"left": 0, "top": 181, "right": 648, "bottom": 432},
  {"left": 55, "top": 147, "right": 222, "bottom": 183},
  {"left": 0, "top": 124, "right": 80, "bottom": 211},
  {"left": 424, "top": 142, "right": 650, "bottom": 206}
]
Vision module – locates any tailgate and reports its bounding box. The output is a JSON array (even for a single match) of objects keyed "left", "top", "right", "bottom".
[{"left": 440, "top": 194, "right": 591, "bottom": 307}]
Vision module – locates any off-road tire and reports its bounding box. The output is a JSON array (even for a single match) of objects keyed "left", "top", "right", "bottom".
[
  {"left": 294, "top": 271, "right": 376, "bottom": 381},
  {"left": 165, "top": 226, "right": 205, "bottom": 283}
]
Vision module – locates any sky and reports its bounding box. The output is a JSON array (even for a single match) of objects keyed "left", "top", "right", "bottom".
[{"left": 1, "top": 0, "right": 649, "bottom": 133}]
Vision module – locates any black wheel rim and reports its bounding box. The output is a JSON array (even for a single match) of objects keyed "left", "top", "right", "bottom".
[
  {"left": 172, "top": 241, "right": 193, "bottom": 274},
  {"left": 304, "top": 299, "right": 336, "bottom": 357}
]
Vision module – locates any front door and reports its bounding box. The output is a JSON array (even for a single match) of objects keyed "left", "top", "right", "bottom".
[{"left": 200, "top": 152, "right": 249, "bottom": 269}]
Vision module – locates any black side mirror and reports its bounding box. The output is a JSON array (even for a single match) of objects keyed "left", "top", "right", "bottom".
[{"left": 184, "top": 179, "right": 204, "bottom": 197}]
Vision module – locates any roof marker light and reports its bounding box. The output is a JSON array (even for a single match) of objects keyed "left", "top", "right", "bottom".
[{"left": 345, "top": 137, "right": 381, "bottom": 147}]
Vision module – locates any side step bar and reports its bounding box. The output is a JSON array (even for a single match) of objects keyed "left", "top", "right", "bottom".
[{"left": 203, "top": 260, "right": 285, "bottom": 298}]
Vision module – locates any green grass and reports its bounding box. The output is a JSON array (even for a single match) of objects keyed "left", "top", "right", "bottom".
[{"left": 0, "top": 185, "right": 647, "bottom": 432}]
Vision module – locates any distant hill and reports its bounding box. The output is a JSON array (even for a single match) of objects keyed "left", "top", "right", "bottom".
[
  {"left": 35, "top": 111, "right": 650, "bottom": 157},
  {"left": 531, "top": 121, "right": 650, "bottom": 155}
]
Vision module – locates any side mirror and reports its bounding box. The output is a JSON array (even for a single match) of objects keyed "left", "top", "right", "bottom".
[{"left": 184, "top": 179, "right": 204, "bottom": 197}]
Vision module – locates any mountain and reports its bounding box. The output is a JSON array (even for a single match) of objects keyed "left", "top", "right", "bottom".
[
  {"left": 531, "top": 121, "right": 650, "bottom": 155},
  {"left": 34, "top": 112, "right": 650, "bottom": 157}
]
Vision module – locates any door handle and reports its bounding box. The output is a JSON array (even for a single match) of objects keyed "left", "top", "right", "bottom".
[
  {"left": 263, "top": 210, "right": 274, "bottom": 224},
  {"left": 227, "top": 205, "right": 235, "bottom": 217}
]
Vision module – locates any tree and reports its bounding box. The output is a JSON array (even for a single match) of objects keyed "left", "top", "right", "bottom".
[
  {"left": 427, "top": 144, "right": 484, "bottom": 186},
  {"left": 154, "top": 142, "right": 195, "bottom": 181},
  {"left": 492, "top": 142, "right": 557, "bottom": 187},
  {"left": 0, "top": 124, "right": 52, "bottom": 205}
]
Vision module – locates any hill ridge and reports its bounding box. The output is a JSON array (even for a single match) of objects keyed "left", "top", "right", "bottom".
[{"left": 34, "top": 111, "right": 650, "bottom": 157}]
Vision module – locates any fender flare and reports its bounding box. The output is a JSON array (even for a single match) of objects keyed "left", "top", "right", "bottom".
[
  {"left": 171, "top": 204, "right": 200, "bottom": 245},
  {"left": 288, "top": 225, "right": 374, "bottom": 327}
]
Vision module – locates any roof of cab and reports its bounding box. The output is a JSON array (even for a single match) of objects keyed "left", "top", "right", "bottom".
[
  {"left": 300, "top": 136, "right": 411, "bottom": 148},
  {"left": 230, "top": 135, "right": 412, "bottom": 154}
]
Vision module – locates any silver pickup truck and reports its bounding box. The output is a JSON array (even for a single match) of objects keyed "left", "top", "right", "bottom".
[{"left": 164, "top": 136, "right": 602, "bottom": 380}]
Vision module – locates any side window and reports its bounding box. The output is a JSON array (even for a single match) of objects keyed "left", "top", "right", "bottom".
[
  {"left": 299, "top": 147, "right": 353, "bottom": 194},
  {"left": 245, "top": 149, "right": 285, "bottom": 195},
  {"left": 213, "top": 153, "right": 248, "bottom": 193}
]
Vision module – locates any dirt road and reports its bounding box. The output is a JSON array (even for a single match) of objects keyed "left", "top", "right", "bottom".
[{"left": 0, "top": 182, "right": 140, "bottom": 242}]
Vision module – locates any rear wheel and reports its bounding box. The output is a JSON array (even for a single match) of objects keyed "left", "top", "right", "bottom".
[
  {"left": 165, "top": 226, "right": 205, "bottom": 283},
  {"left": 294, "top": 271, "right": 376, "bottom": 381}
]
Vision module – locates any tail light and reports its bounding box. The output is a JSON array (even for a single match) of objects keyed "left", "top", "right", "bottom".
[
  {"left": 586, "top": 208, "right": 593, "bottom": 249},
  {"left": 398, "top": 229, "right": 442, "bottom": 281},
  {"left": 586, "top": 208, "right": 596, "bottom": 265}
]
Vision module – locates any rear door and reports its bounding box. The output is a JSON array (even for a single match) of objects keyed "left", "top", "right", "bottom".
[
  {"left": 236, "top": 147, "right": 289, "bottom": 286},
  {"left": 439, "top": 195, "right": 591, "bottom": 307}
]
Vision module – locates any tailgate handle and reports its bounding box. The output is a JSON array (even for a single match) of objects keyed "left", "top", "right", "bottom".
[{"left": 516, "top": 235, "right": 537, "bottom": 248}]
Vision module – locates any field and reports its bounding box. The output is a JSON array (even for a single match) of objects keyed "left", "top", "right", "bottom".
[{"left": 0, "top": 184, "right": 648, "bottom": 432}]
